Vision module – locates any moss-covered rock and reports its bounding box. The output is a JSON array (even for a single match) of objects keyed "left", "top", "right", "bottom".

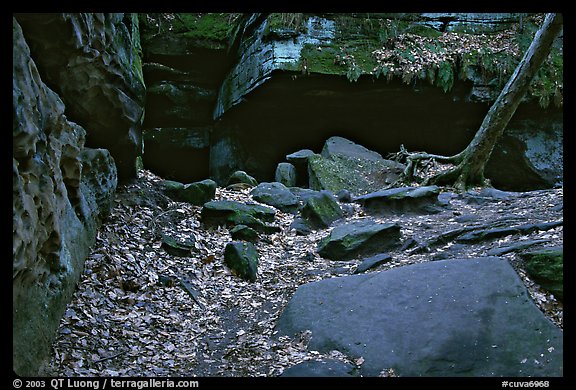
[
  {"left": 308, "top": 137, "right": 405, "bottom": 195},
  {"left": 230, "top": 224, "right": 259, "bottom": 242},
  {"left": 224, "top": 241, "right": 259, "bottom": 282},
  {"left": 139, "top": 13, "right": 237, "bottom": 51},
  {"left": 521, "top": 246, "right": 563, "bottom": 300},
  {"left": 227, "top": 170, "right": 258, "bottom": 187},
  {"left": 201, "top": 200, "right": 279, "bottom": 234},
  {"left": 300, "top": 190, "right": 344, "bottom": 229},
  {"left": 317, "top": 219, "right": 402, "bottom": 260}
]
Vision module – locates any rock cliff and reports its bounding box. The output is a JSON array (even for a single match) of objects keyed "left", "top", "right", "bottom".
[
  {"left": 139, "top": 13, "right": 232, "bottom": 182},
  {"left": 13, "top": 16, "right": 119, "bottom": 376},
  {"left": 208, "top": 13, "right": 562, "bottom": 188},
  {"left": 15, "top": 13, "right": 146, "bottom": 180}
]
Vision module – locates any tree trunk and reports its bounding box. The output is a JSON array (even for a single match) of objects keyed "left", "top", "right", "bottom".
[{"left": 427, "top": 13, "right": 563, "bottom": 191}]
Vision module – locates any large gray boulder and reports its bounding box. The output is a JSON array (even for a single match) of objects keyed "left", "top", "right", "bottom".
[
  {"left": 308, "top": 137, "right": 405, "bottom": 195},
  {"left": 276, "top": 257, "right": 563, "bottom": 377}
]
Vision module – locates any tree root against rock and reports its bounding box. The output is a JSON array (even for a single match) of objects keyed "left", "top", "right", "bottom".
[
  {"left": 388, "top": 145, "right": 466, "bottom": 189},
  {"left": 387, "top": 144, "right": 494, "bottom": 192}
]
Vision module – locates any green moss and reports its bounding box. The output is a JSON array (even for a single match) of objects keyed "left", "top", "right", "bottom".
[
  {"left": 404, "top": 24, "right": 442, "bottom": 38},
  {"left": 173, "top": 13, "right": 234, "bottom": 42},
  {"left": 308, "top": 154, "right": 398, "bottom": 195},
  {"left": 265, "top": 13, "right": 307, "bottom": 36},
  {"left": 300, "top": 44, "right": 346, "bottom": 75},
  {"left": 299, "top": 14, "right": 562, "bottom": 107},
  {"left": 139, "top": 13, "right": 238, "bottom": 47},
  {"left": 523, "top": 249, "right": 563, "bottom": 300}
]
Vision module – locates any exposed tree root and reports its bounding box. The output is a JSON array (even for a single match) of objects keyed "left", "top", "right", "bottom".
[{"left": 387, "top": 146, "right": 489, "bottom": 192}]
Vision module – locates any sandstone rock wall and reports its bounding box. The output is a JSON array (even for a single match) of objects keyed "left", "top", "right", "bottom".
[
  {"left": 208, "top": 13, "right": 562, "bottom": 188},
  {"left": 139, "top": 13, "right": 231, "bottom": 182},
  {"left": 15, "top": 13, "right": 145, "bottom": 180},
  {"left": 13, "top": 17, "right": 117, "bottom": 376}
]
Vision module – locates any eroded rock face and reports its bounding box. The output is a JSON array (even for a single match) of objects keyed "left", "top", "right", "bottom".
[
  {"left": 139, "top": 13, "right": 230, "bottom": 183},
  {"left": 15, "top": 13, "right": 145, "bottom": 180},
  {"left": 13, "top": 18, "right": 117, "bottom": 376},
  {"left": 208, "top": 13, "right": 562, "bottom": 190}
]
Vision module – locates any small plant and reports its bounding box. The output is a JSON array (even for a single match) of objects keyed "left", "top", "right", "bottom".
[{"left": 335, "top": 47, "right": 362, "bottom": 82}]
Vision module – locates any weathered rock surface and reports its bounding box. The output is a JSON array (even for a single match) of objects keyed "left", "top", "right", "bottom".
[
  {"left": 224, "top": 241, "right": 259, "bottom": 282},
  {"left": 13, "top": 18, "right": 117, "bottom": 376},
  {"left": 485, "top": 113, "right": 563, "bottom": 191},
  {"left": 317, "top": 219, "right": 401, "bottom": 260},
  {"left": 299, "top": 190, "right": 344, "bottom": 229},
  {"left": 139, "top": 13, "right": 230, "bottom": 184},
  {"left": 160, "top": 233, "right": 195, "bottom": 257},
  {"left": 308, "top": 137, "right": 405, "bottom": 195},
  {"left": 353, "top": 253, "right": 392, "bottom": 274},
  {"left": 15, "top": 13, "right": 146, "bottom": 180},
  {"left": 275, "top": 162, "right": 297, "bottom": 187},
  {"left": 160, "top": 178, "right": 216, "bottom": 205},
  {"left": 354, "top": 185, "right": 444, "bottom": 215},
  {"left": 286, "top": 149, "right": 318, "bottom": 187},
  {"left": 250, "top": 182, "right": 299, "bottom": 213},
  {"left": 201, "top": 200, "right": 279, "bottom": 234},
  {"left": 208, "top": 14, "right": 562, "bottom": 190},
  {"left": 227, "top": 170, "right": 258, "bottom": 187},
  {"left": 276, "top": 257, "right": 563, "bottom": 376},
  {"left": 230, "top": 225, "right": 259, "bottom": 242}
]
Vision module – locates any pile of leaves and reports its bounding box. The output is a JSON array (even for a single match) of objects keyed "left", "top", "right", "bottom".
[
  {"left": 41, "top": 169, "right": 563, "bottom": 377},
  {"left": 42, "top": 170, "right": 362, "bottom": 376}
]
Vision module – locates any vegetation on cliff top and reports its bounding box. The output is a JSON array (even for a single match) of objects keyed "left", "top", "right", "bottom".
[
  {"left": 139, "top": 13, "right": 562, "bottom": 108},
  {"left": 273, "top": 13, "right": 561, "bottom": 108},
  {"left": 139, "top": 13, "right": 241, "bottom": 48}
]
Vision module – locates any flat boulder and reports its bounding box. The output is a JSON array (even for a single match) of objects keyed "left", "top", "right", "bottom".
[
  {"left": 317, "top": 218, "right": 401, "bottom": 260},
  {"left": 250, "top": 182, "right": 299, "bottom": 213},
  {"left": 354, "top": 185, "right": 444, "bottom": 215},
  {"left": 276, "top": 257, "right": 563, "bottom": 377},
  {"left": 201, "top": 200, "right": 279, "bottom": 234}
]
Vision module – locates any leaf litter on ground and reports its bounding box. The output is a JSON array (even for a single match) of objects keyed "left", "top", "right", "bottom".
[{"left": 41, "top": 169, "right": 562, "bottom": 377}]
